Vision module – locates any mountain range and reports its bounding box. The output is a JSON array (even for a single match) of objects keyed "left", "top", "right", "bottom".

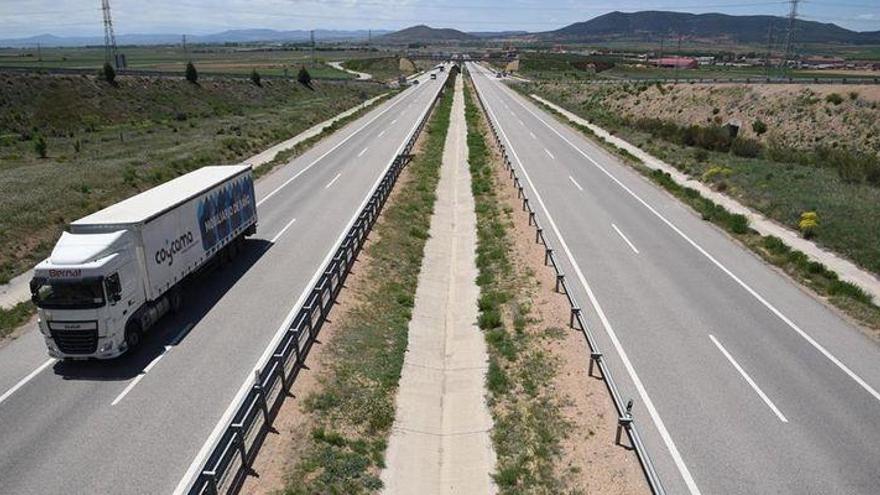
[{"left": 3, "top": 11, "right": 879, "bottom": 48}]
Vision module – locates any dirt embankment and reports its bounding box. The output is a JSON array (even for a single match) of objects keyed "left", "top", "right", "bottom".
[{"left": 538, "top": 81, "right": 880, "bottom": 154}]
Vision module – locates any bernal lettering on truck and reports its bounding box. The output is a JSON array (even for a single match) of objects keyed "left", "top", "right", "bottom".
[
  {"left": 198, "top": 175, "right": 256, "bottom": 252},
  {"left": 154, "top": 231, "right": 195, "bottom": 267},
  {"left": 48, "top": 268, "right": 82, "bottom": 278}
]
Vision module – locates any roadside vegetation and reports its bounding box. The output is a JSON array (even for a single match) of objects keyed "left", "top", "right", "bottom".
[
  {"left": 281, "top": 74, "right": 454, "bottom": 493},
  {"left": 342, "top": 56, "right": 415, "bottom": 82},
  {"left": 525, "top": 94, "right": 880, "bottom": 333},
  {"left": 519, "top": 81, "right": 880, "bottom": 279},
  {"left": 0, "top": 301, "right": 34, "bottom": 340},
  {"left": 0, "top": 72, "right": 384, "bottom": 284},
  {"left": 465, "top": 76, "right": 579, "bottom": 493}
]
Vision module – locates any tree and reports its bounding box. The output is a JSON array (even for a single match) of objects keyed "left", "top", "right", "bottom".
[
  {"left": 102, "top": 62, "right": 116, "bottom": 85},
  {"left": 250, "top": 69, "right": 262, "bottom": 87},
  {"left": 751, "top": 119, "right": 767, "bottom": 136},
  {"left": 297, "top": 66, "right": 312, "bottom": 88},
  {"left": 34, "top": 135, "right": 47, "bottom": 158},
  {"left": 185, "top": 62, "right": 199, "bottom": 84}
]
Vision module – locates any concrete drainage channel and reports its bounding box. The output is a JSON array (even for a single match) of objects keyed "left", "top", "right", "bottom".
[
  {"left": 469, "top": 71, "right": 667, "bottom": 495},
  {"left": 176, "top": 76, "right": 448, "bottom": 495}
]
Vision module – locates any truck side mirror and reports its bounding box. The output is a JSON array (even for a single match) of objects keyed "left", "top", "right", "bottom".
[{"left": 105, "top": 273, "right": 122, "bottom": 304}]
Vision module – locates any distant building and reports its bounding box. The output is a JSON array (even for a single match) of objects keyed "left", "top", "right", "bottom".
[
  {"left": 695, "top": 56, "right": 715, "bottom": 66},
  {"left": 652, "top": 56, "right": 698, "bottom": 69}
]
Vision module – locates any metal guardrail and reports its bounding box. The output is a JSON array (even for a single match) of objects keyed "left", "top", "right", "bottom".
[
  {"left": 182, "top": 75, "right": 448, "bottom": 495},
  {"left": 468, "top": 69, "right": 667, "bottom": 495}
]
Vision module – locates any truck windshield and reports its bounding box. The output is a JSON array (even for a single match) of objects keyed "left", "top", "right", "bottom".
[{"left": 31, "top": 278, "right": 105, "bottom": 309}]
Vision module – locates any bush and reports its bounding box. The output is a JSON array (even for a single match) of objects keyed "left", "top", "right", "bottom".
[
  {"left": 798, "top": 211, "right": 819, "bottom": 238},
  {"left": 34, "top": 135, "right": 47, "bottom": 158},
  {"left": 297, "top": 66, "right": 312, "bottom": 87},
  {"left": 825, "top": 93, "right": 843, "bottom": 105},
  {"left": 185, "top": 62, "right": 198, "bottom": 84},
  {"left": 101, "top": 62, "right": 116, "bottom": 85},
  {"left": 250, "top": 69, "right": 261, "bottom": 87},
  {"left": 693, "top": 149, "right": 709, "bottom": 162},
  {"left": 731, "top": 137, "right": 762, "bottom": 158},
  {"left": 751, "top": 119, "right": 767, "bottom": 136}
]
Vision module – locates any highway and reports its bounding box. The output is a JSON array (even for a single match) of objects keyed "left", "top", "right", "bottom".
[
  {"left": 0, "top": 68, "right": 448, "bottom": 494},
  {"left": 468, "top": 62, "right": 880, "bottom": 494}
]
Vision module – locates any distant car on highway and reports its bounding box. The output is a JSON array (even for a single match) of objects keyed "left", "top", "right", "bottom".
[
  {"left": 431, "top": 73, "right": 437, "bottom": 80},
  {"left": 413, "top": 79, "right": 420, "bottom": 85}
]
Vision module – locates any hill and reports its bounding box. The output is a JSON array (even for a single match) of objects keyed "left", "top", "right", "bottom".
[
  {"left": 377, "top": 25, "right": 478, "bottom": 44},
  {"left": 539, "top": 11, "right": 880, "bottom": 45},
  {"left": 0, "top": 29, "right": 391, "bottom": 47}
]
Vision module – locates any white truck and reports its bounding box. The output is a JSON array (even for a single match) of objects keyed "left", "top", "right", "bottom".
[{"left": 30, "top": 165, "right": 257, "bottom": 359}]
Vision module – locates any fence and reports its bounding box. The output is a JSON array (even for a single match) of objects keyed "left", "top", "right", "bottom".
[
  {"left": 468, "top": 69, "right": 667, "bottom": 495},
  {"left": 180, "top": 73, "right": 448, "bottom": 495}
]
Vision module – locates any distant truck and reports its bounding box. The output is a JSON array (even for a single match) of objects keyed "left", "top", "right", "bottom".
[
  {"left": 30, "top": 165, "right": 257, "bottom": 359},
  {"left": 431, "top": 73, "right": 437, "bottom": 80}
]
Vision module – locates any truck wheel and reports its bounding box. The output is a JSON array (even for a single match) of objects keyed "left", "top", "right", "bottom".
[
  {"left": 125, "top": 322, "right": 142, "bottom": 351},
  {"left": 228, "top": 239, "right": 239, "bottom": 259}
]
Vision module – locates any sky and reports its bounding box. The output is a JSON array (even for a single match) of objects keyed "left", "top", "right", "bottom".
[{"left": 0, "top": 0, "right": 878, "bottom": 39}]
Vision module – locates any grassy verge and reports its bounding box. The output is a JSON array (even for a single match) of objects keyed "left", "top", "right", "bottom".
[
  {"left": 0, "top": 301, "right": 34, "bottom": 340},
  {"left": 282, "top": 76, "right": 454, "bottom": 494},
  {"left": 465, "top": 75, "right": 576, "bottom": 492},
  {"left": 520, "top": 86, "right": 880, "bottom": 332},
  {"left": 342, "top": 57, "right": 412, "bottom": 82},
  {"left": 0, "top": 73, "right": 385, "bottom": 284}
]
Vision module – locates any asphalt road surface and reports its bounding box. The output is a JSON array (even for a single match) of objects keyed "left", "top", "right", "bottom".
[
  {"left": 0, "top": 68, "right": 449, "bottom": 494},
  {"left": 469, "top": 62, "right": 880, "bottom": 495}
]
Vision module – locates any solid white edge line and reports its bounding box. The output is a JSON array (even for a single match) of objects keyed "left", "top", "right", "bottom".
[
  {"left": 357, "top": 147, "right": 369, "bottom": 157},
  {"left": 611, "top": 223, "right": 640, "bottom": 255},
  {"left": 324, "top": 172, "right": 342, "bottom": 189},
  {"left": 544, "top": 148, "right": 555, "bottom": 160},
  {"left": 472, "top": 64, "right": 703, "bottom": 495},
  {"left": 500, "top": 73, "right": 880, "bottom": 405},
  {"left": 270, "top": 217, "right": 298, "bottom": 244},
  {"left": 709, "top": 334, "right": 789, "bottom": 423},
  {"left": 0, "top": 358, "right": 55, "bottom": 407},
  {"left": 172, "top": 71, "right": 449, "bottom": 495},
  {"left": 568, "top": 175, "right": 583, "bottom": 192},
  {"left": 256, "top": 83, "right": 423, "bottom": 207}
]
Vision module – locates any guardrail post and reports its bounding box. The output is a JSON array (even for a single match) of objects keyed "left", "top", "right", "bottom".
[
  {"left": 517, "top": 185, "right": 524, "bottom": 198},
  {"left": 555, "top": 273, "right": 565, "bottom": 293},
  {"left": 522, "top": 197, "right": 529, "bottom": 212},
  {"left": 535, "top": 228, "right": 543, "bottom": 244},
  {"left": 616, "top": 399, "right": 634, "bottom": 446},
  {"left": 274, "top": 354, "right": 289, "bottom": 391},
  {"left": 232, "top": 424, "right": 248, "bottom": 466},
  {"left": 254, "top": 370, "right": 270, "bottom": 424},
  {"left": 528, "top": 211, "right": 535, "bottom": 226},
  {"left": 544, "top": 248, "right": 553, "bottom": 266},
  {"left": 588, "top": 351, "right": 603, "bottom": 377},
  {"left": 570, "top": 307, "right": 581, "bottom": 329},
  {"left": 203, "top": 471, "right": 219, "bottom": 495}
]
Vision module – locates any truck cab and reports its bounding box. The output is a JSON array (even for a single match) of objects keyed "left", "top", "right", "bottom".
[{"left": 31, "top": 230, "right": 144, "bottom": 359}]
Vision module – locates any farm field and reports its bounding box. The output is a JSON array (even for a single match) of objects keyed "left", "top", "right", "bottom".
[{"left": 0, "top": 45, "right": 392, "bottom": 79}]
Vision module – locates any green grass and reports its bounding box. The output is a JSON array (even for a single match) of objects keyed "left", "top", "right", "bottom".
[
  {"left": 342, "top": 57, "right": 413, "bottom": 82},
  {"left": 0, "top": 301, "right": 34, "bottom": 339},
  {"left": 283, "top": 75, "right": 455, "bottom": 494},
  {"left": 465, "top": 74, "right": 576, "bottom": 493},
  {"left": 0, "top": 72, "right": 384, "bottom": 284}
]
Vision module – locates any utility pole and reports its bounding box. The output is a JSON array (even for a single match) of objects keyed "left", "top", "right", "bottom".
[
  {"left": 765, "top": 19, "right": 774, "bottom": 78},
  {"left": 37, "top": 43, "right": 42, "bottom": 63},
  {"left": 101, "top": 0, "right": 119, "bottom": 67},
  {"left": 310, "top": 29, "right": 315, "bottom": 62},
  {"left": 182, "top": 34, "right": 188, "bottom": 60},
  {"left": 781, "top": 0, "right": 800, "bottom": 76},
  {"left": 675, "top": 32, "right": 682, "bottom": 80}
]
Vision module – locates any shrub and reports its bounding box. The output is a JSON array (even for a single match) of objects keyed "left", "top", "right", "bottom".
[
  {"left": 101, "top": 62, "right": 116, "bottom": 85},
  {"left": 297, "top": 66, "right": 312, "bottom": 87},
  {"left": 731, "top": 137, "right": 762, "bottom": 158},
  {"left": 825, "top": 93, "right": 843, "bottom": 105},
  {"left": 693, "top": 149, "right": 709, "bottom": 162},
  {"left": 751, "top": 119, "right": 767, "bottom": 136},
  {"left": 250, "top": 69, "right": 261, "bottom": 87},
  {"left": 848, "top": 91, "right": 859, "bottom": 101},
  {"left": 34, "top": 135, "right": 47, "bottom": 158},
  {"left": 702, "top": 165, "right": 732, "bottom": 182},
  {"left": 798, "top": 211, "right": 819, "bottom": 238},
  {"left": 185, "top": 62, "right": 198, "bottom": 84}
]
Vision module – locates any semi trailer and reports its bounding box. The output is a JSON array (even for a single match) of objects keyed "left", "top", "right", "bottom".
[{"left": 30, "top": 165, "right": 257, "bottom": 359}]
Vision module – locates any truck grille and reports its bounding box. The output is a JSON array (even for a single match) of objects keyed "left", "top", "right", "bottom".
[{"left": 51, "top": 329, "right": 98, "bottom": 355}]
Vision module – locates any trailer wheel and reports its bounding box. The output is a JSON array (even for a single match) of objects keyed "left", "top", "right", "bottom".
[
  {"left": 169, "top": 290, "right": 182, "bottom": 313},
  {"left": 124, "top": 321, "right": 142, "bottom": 351}
]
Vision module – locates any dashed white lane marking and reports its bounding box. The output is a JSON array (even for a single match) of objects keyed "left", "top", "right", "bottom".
[
  {"left": 358, "top": 147, "right": 369, "bottom": 157},
  {"left": 0, "top": 358, "right": 55, "bottom": 408},
  {"left": 611, "top": 223, "right": 640, "bottom": 254},
  {"left": 270, "top": 217, "right": 298, "bottom": 243},
  {"left": 568, "top": 175, "right": 583, "bottom": 191},
  {"left": 710, "top": 335, "right": 789, "bottom": 423},
  {"left": 325, "top": 172, "right": 342, "bottom": 189},
  {"left": 544, "top": 148, "right": 555, "bottom": 160}
]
